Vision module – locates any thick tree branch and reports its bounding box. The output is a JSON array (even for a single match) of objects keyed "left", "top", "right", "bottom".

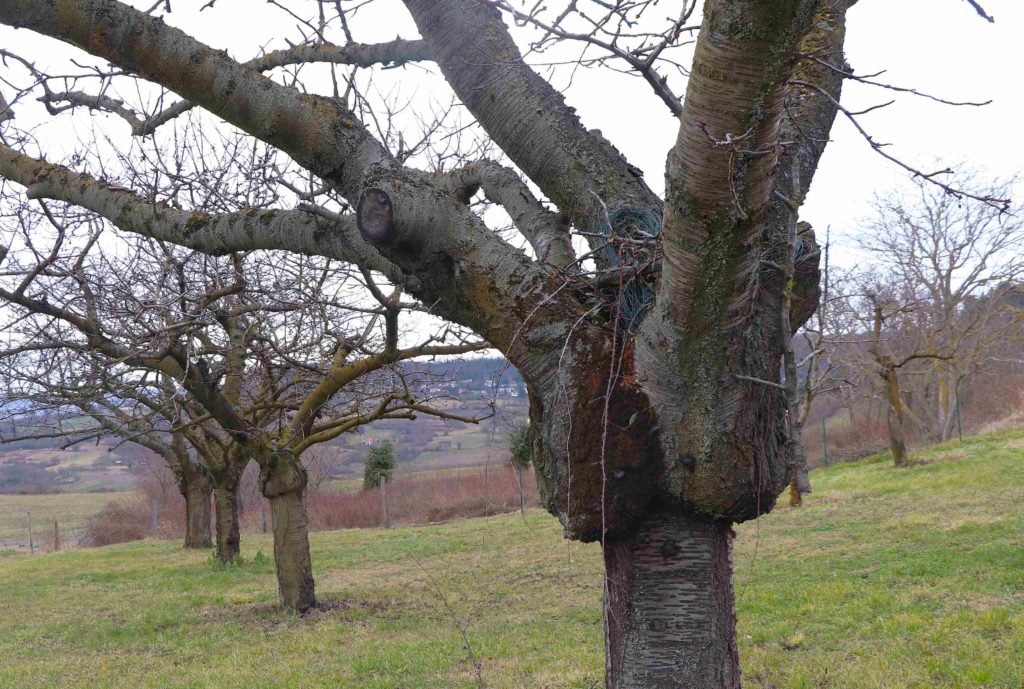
[
  {"left": 403, "top": 0, "right": 662, "bottom": 240},
  {"left": 0, "top": 142, "right": 401, "bottom": 281},
  {"left": 438, "top": 161, "right": 575, "bottom": 269},
  {"left": 41, "top": 39, "right": 433, "bottom": 135}
]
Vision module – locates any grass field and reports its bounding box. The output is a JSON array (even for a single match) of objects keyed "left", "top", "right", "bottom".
[
  {"left": 0, "top": 429, "right": 1021, "bottom": 688},
  {"left": 0, "top": 491, "right": 132, "bottom": 548}
]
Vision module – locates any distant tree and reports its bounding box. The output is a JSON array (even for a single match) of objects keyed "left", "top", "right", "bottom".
[
  {"left": 363, "top": 443, "right": 395, "bottom": 490},
  {"left": 857, "top": 172, "right": 1024, "bottom": 444},
  {"left": 507, "top": 424, "right": 532, "bottom": 515}
]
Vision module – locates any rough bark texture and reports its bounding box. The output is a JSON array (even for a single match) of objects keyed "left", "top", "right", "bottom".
[
  {"left": 260, "top": 449, "right": 315, "bottom": 612},
  {"left": 213, "top": 484, "right": 241, "bottom": 563},
  {"left": 604, "top": 509, "right": 739, "bottom": 689},
  {"left": 884, "top": 365, "right": 911, "bottom": 467},
  {"left": 182, "top": 476, "right": 213, "bottom": 549}
]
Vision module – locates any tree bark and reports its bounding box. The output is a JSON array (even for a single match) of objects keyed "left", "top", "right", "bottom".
[
  {"left": 788, "top": 439, "right": 812, "bottom": 507},
  {"left": 261, "top": 449, "right": 316, "bottom": 612},
  {"left": 182, "top": 476, "right": 213, "bottom": 549},
  {"left": 213, "top": 484, "right": 241, "bottom": 563},
  {"left": 884, "top": 366, "right": 911, "bottom": 467},
  {"left": 604, "top": 509, "right": 739, "bottom": 689}
]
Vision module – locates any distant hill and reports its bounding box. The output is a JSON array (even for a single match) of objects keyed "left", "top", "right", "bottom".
[{"left": 0, "top": 357, "right": 528, "bottom": 494}]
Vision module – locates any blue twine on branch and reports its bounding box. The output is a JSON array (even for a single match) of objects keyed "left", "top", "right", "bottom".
[{"left": 597, "top": 207, "right": 661, "bottom": 331}]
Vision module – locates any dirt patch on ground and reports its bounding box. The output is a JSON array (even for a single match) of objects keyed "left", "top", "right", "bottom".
[{"left": 200, "top": 595, "right": 393, "bottom": 630}]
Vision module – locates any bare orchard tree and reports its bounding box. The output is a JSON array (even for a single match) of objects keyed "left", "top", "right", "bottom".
[
  {"left": 0, "top": 205, "right": 481, "bottom": 609},
  {"left": 777, "top": 226, "right": 840, "bottom": 506},
  {"left": 858, "top": 172, "right": 1024, "bottom": 443},
  {"left": 0, "top": 0, "right": 1006, "bottom": 683},
  {"left": 838, "top": 277, "right": 952, "bottom": 468},
  {"left": 0, "top": 345, "right": 217, "bottom": 549}
]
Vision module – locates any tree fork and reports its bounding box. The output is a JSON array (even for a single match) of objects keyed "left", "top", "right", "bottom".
[{"left": 604, "top": 509, "right": 739, "bottom": 689}]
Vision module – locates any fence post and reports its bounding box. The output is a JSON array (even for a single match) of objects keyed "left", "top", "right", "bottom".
[
  {"left": 379, "top": 476, "right": 389, "bottom": 529},
  {"left": 27, "top": 511, "right": 33, "bottom": 554},
  {"left": 821, "top": 417, "right": 830, "bottom": 467},
  {"left": 150, "top": 497, "right": 159, "bottom": 539},
  {"left": 955, "top": 391, "right": 963, "bottom": 444},
  {"left": 53, "top": 521, "right": 59, "bottom": 552}
]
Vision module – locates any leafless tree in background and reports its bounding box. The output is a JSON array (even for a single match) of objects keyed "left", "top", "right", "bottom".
[
  {"left": 0, "top": 0, "right": 1008, "bottom": 683},
  {"left": 858, "top": 172, "right": 1024, "bottom": 444},
  {"left": 0, "top": 195, "right": 482, "bottom": 609}
]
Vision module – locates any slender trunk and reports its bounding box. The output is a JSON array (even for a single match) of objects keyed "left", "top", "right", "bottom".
[
  {"left": 604, "top": 509, "right": 739, "bottom": 689},
  {"left": 182, "top": 477, "right": 213, "bottom": 549},
  {"left": 885, "top": 368, "right": 910, "bottom": 467},
  {"left": 261, "top": 451, "right": 316, "bottom": 612},
  {"left": 788, "top": 425, "right": 812, "bottom": 507},
  {"left": 213, "top": 484, "right": 241, "bottom": 563}
]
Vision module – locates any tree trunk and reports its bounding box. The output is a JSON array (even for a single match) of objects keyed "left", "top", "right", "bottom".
[
  {"left": 261, "top": 450, "right": 316, "bottom": 612},
  {"left": 182, "top": 477, "right": 213, "bottom": 549},
  {"left": 788, "top": 427, "right": 812, "bottom": 507},
  {"left": 213, "top": 484, "right": 241, "bottom": 563},
  {"left": 885, "top": 367, "right": 911, "bottom": 467},
  {"left": 603, "top": 509, "right": 740, "bottom": 689}
]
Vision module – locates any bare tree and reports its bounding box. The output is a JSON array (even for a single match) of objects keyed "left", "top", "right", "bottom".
[
  {"left": 0, "top": 202, "right": 482, "bottom": 609},
  {"left": 0, "top": 351, "right": 217, "bottom": 549},
  {"left": 858, "top": 172, "right": 1024, "bottom": 443},
  {"left": 0, "top": 0, "right": 1006, "bottom": 683}
]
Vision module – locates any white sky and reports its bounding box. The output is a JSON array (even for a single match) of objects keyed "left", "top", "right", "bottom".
[{"left": 1, "top": 0, "right": 1021, "bottom": 271}]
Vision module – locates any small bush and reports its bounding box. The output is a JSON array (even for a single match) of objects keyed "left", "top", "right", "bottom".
[
  {"left": 83, "top": 499, "right": 150, "bottom": 547},
  {"left": 363, "top": 443, "right": 395, "bottom": 490}
]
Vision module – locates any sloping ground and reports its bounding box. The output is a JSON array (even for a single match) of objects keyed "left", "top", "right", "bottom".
[{"left": 0, "top": 429, "right": 1020, "bottom": 688}]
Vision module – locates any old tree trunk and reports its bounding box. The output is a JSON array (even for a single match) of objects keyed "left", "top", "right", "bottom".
[
  {"left": 181, "top": 471, "right": 213, "bottom": 550},
  {"left": 259, "top": 449, "right": 315, "bottom": 613},
  {"left": 0, "top": 0, "right": 867, "bottom": 683}
]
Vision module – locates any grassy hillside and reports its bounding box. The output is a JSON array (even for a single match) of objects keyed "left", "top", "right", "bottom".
[{"left": 0, "top": 429, "right": 1021, "bottom": 688}]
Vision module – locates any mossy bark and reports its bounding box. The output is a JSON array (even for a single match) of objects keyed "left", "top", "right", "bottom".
[
  {"left": 260, "top": 449, "right": 315, "bottom": 612},
  {"left": 884, "top": 366, "right": 911, "bottom": 467}
]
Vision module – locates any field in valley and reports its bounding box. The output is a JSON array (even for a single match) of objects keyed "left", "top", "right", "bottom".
[{"left": 0, "top": 428, "right": 1021, "bottom": 688}]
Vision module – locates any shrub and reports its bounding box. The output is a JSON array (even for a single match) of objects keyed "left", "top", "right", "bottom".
[
  {"left": 363, "top": 443, "right": 395, "bottom": 490},
  {"left": 83, "top": 498, "right": 150, "bottom": 547}
]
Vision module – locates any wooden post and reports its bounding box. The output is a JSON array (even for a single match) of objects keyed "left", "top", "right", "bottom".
[
  {"left": 955, "top": 387, "right": 963, "bottom": 444},
  {"left": 260, "top": 499, "right": 268, "bottom": 534},
  {"left": 150, "top": 497, "right": 159, "bottom": 539},
  {"left": 53, "top": 521, "right": 59, "bottom": 552},
  {"left": 379, "top": 476, "right": 389, "bottom": 529},
  {"left": 27, "top": 511, "right": 33, "bottom": 554},
  {"left": 821, "top": 416, "right": 830, "bottom": 467}
]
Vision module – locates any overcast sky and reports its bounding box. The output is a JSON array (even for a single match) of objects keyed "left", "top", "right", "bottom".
[{"left": 1, "top": 0, "right": 1020, "bottom": 271}]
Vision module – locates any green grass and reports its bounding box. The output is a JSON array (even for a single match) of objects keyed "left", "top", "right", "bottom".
[{"left": 0, "top": 429, "right": 1022, "bottom": 688}]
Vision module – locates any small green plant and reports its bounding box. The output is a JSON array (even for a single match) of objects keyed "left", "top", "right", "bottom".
[
  {"left": 507, "top": 424, "right": 532, "bottom": 470},
  {"left": 363, "top": 443, "right": 395, "bottom": 490},
  {"left": 208, "top": 551, "right": 246, "bottom": 570}
]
